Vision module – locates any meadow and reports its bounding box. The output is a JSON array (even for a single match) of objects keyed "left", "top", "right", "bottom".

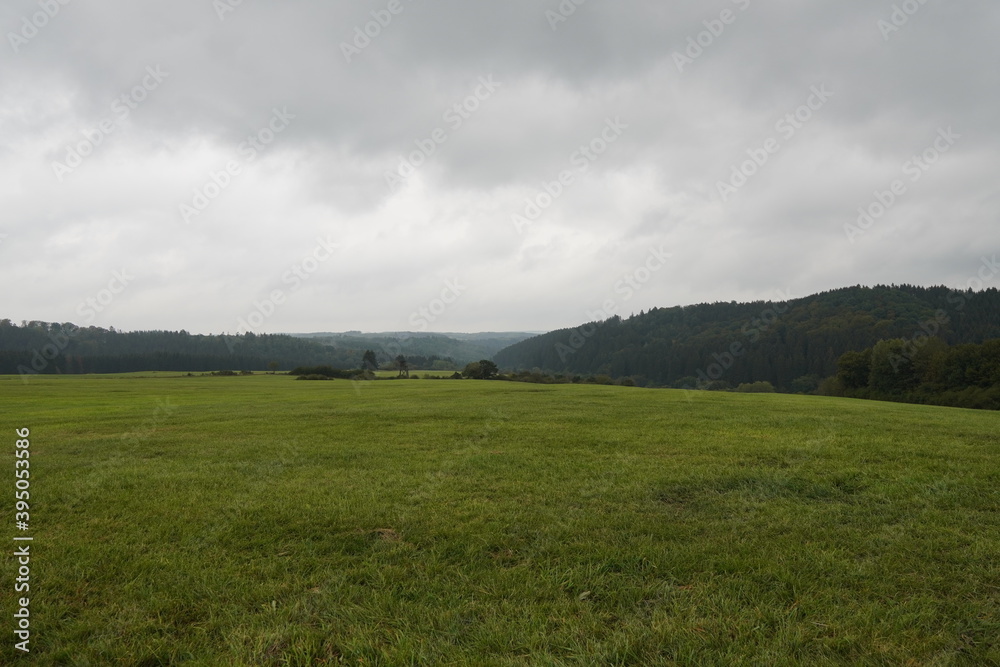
[{"left": 1, "top": 373, "right": 998, "bottom": 665}]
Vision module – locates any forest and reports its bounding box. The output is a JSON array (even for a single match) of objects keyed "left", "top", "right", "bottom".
[
  {"left": 0, "top": 321, "right": 456, "bottom": 376},
  {"left": 834, "top": 337, "right": 1000, "bottom": 410},
  {"left": 493, "top": 284, "right": 1000, "bottom": 394},
  {"left": 5, "top": 284, "right": 999, "bottom": 409}
]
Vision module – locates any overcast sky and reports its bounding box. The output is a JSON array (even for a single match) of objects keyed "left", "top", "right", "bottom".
[{"left": 2, "top": 1, "right": 997, "bottom": 335}]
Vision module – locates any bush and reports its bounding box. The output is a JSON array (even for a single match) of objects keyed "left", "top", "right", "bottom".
[
  {"left": 296, "top": 374, "right": 330, "bottom": 381},
  {"left": 289, "top": 366, "right": 361, "bottom": 380},
  {"left": 735, "top": 381, "right": 776, "bottom": 393},
  {"left": 790, "top": 374, "right": 821, "bottom": 394},
  {"left": 673, "top": 376, "right": 699, "bottom": 389},
  {"left": 816, "top": 376, "right": 844, "bottom": 397}
]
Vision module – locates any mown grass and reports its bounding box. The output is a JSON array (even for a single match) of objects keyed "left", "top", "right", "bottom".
[{"left": 1, "top": 374, "right": 998, "bottom": 665}]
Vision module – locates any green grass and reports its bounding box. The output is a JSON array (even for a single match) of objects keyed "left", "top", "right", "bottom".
[{"left": 2, "top": 374, "right": 999, "bottom": 665}]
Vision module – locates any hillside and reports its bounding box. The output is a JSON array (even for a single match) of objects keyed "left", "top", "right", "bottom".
[
  {"left": 0, "top": 320, "right": 534, "bottom": 376},
  {"left": 493, "top": 285, "right": 1000, "bottom": 391},
  {"left": 291, "top": 331, "right": 536, "bottom": 365}
]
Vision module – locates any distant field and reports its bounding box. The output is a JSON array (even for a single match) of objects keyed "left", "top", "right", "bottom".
[{"left": 1, "top": 374, "right": 998, "bottom": 664}]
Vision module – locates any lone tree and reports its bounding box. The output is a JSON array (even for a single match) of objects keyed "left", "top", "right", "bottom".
[
  {"left": 362, "top": 350, "right": 378, "bottom": 371},
  {"left": 395, "top": 355, "right": 409, "bottom": 378},
  {"left": 463, "top": 359, "right": 498, "bottom": 380}
]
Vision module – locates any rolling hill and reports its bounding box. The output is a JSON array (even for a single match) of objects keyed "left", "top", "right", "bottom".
[{"left": 493, "top": 284, "right": 1000, "bottom": 391}]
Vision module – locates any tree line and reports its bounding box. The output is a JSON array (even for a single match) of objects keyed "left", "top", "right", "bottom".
[
  {"left": 0, "top": 320, "right": 456, "bottom": 377},
  {"left": 833, "top": 337, "right": 1000, "bottom": 410},
  {"left": 493, "top": 285, "right": 1000, "bottom": 394}
]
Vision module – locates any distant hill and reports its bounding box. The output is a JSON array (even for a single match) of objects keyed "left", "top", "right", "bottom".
[
  {"left": 492, "top": 285, "right": 1000, "bottom": 391},
  {"left": 0, "top": 320, "right": 537, "bottom": 376},
  {"left": 7, "top": 285, "right": 999, "bottom": 384},
  {"left": 290, "top": 331, "right": 537, "bottom": 365}
]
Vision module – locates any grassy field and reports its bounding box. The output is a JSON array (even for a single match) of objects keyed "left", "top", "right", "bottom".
[{"left": 1, "top": 374, "right": 998, "bottom": 665}]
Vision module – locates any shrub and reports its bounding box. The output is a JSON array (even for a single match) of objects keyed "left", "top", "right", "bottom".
[
  {"left": 816, "top": 376, "right": 844, "bottom": 397},
  {"left": 735, "top": 381, "right": 776, "bottom": 393},
  {"left": 790, "top": 374, "right": 821, "bottom": 394},
  {"left": 289, "top": 366, "right": 361, "bottom": 380}
]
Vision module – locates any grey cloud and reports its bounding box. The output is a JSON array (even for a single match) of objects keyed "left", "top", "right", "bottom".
[{"left": 1, "top": 0, "right": 997, "bottom": 334}]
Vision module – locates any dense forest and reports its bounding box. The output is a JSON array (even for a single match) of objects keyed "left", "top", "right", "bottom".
[
  {"left": 835, "top": 338, "right": 1000, "bottom": 410},
  {"left": 0, "top": 321, "right": 456, "bottom": 376},
  {"left": 494, "top": 285, "right": 1000, "bottom": 392}
]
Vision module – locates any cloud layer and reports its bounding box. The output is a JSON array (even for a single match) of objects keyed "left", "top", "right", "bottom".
[{"left": 2, "top": 0, "right": 997, "bottom": 334}]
